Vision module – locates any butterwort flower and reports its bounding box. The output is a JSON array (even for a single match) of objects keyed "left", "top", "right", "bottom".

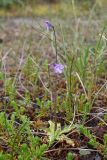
[
  {"left": 50, "top": 63, "right": 64, "bottom": 74},
  {"left": 45, "top": 21, "right": 54, "bottom": 31}
]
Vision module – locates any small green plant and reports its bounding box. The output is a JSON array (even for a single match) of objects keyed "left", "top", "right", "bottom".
[
  {"left": 0, "top": 2, "right": 107, "bottom": 159},
  {"left": 46, "top": 120, "right": 75, "bottom": 146},
  {"left": 18, "top": 137, "right": 48, "bottom": 160},
  {"left": 78, "top": 125, "right": 107, "bottom": 158},
  {"left": 66, "top": 152, "right": 74, "bottom": 160},
  {"left": 79, "top": 125, "right": 100, "bottom": 148}
]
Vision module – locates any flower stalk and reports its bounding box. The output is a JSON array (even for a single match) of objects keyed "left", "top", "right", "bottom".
[
  {"left": 45, "top": 21, "right": 58, "bottom": 63},
  {"left": 45, "top": 21, "right": 64, "bottom": 131},
  {"left": 53, "top": 27, "right": 58, "bottom": 63}
]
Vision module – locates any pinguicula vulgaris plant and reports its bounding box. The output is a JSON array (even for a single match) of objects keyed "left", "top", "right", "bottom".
[{"left": 44, "top": 20, "right": 64, "bottom": 130}]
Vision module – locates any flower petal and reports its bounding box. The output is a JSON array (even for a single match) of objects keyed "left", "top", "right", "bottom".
[
  {"left": 50, "top": 63, "right": 64, "bottom": 74},
  {"left": 45, "top": 21, "right": 53, "bottom": 31}
]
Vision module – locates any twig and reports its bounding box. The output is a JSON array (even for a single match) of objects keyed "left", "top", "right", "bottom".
[{"left": 45, "top": 147, "right": 99, "bottom": 154}]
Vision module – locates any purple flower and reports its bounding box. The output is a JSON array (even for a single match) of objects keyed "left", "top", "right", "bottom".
[
  {"left": 45, "top": 21, "right": 54, "bottom": 31},
  {"left": 50, "top": 63, "right": 64, "bottom": 74}
]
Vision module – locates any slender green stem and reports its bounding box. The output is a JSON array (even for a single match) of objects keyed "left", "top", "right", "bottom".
[
  {"left": 53, "top": 27, "right": 58, "bottom": 63},
  {"left": 52, "top": 91, "right": 57, "bottom": 131},
  {"left": 4, "top": 99, "right": 10, "bottom": 136}
]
